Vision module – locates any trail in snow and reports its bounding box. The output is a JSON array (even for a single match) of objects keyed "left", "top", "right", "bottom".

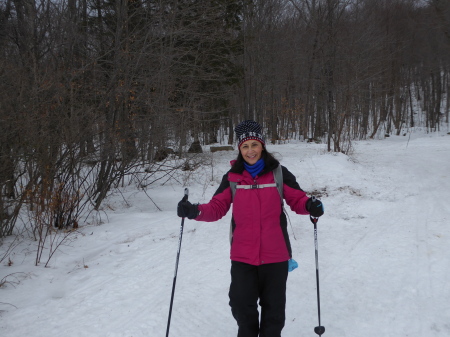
[{"left": 0, "top": 132, "right": 449, "bottom": 337}]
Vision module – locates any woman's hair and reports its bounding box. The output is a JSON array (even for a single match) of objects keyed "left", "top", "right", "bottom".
[{"left": 230, "top": 146, "right": 279, "bottom": 173}]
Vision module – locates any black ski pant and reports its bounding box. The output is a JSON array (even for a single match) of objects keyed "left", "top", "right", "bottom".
[{"left": 229, "top": 260, "right": 289, "bottom": 337}]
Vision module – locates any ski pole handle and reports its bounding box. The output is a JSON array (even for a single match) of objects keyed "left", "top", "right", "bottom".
[
  {"left": 310, "top": 195, "right": 319, "bottom": 225},
  {"left": 182, "top": 188, "right": 189, "bottom": 202}
]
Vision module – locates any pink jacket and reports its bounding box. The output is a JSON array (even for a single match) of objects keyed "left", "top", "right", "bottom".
[{"left": 196, "top": 165, "right": 310, "bottom": 266}]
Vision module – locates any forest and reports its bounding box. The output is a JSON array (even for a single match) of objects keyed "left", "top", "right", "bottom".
[{"left": 0, "top": 0, "right": 449, "bottom": 243}]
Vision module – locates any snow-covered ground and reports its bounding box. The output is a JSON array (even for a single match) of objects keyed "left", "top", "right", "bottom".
[{"left": 1, "top": 130, "right": 450, "bottom": 337}]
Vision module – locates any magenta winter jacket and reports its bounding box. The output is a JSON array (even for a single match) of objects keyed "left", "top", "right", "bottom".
[{"left": 196, "top": 163, "right": 310, "bottom": 266}]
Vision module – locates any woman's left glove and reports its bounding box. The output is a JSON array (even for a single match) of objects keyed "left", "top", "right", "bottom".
[
  {"left": 306, "top": 197, "right": 324, "bottom": 217},
  {"left": 177, "top": 200, "right": 200, "bottom": 219}
]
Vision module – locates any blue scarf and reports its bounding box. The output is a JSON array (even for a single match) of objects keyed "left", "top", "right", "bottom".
[{"left": 244, "top": 159, "right": 265, "bottom": 178}]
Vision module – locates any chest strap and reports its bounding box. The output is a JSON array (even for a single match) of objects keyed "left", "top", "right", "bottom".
[{"left": 235, "top": 183, "right": 277, "bottom": 190}]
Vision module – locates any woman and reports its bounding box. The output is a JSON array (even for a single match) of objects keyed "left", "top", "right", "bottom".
[{"left": 177, "top": 120, "right": 324, "bottom": 337}]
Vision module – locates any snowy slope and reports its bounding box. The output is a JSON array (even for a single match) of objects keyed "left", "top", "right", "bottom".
[{"left": 1, "top": 131, "right": 449, "bottom": 337}]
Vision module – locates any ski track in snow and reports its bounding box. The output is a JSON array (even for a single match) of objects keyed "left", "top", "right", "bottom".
[{"left": 1, "top": 132, "right": 450, "bottom": 337}]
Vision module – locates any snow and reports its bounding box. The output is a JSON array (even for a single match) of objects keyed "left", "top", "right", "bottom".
[{"left": 1, "top": 131, "right": 450, "bottom": 337}]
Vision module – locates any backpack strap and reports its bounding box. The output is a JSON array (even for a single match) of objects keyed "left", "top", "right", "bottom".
[
  {"left": 229, "top": 181, "right": 237, "bottom": 245},
  {"left": 273, "top": 165, "right": 284, "bottom": 204},
  {"left": 230, "top": 181, "right": 237, "bottom": 199}
]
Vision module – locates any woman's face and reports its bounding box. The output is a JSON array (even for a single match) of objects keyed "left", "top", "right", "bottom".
[{"left": 240, "top": 140, "right": 263, "bottom": 165}]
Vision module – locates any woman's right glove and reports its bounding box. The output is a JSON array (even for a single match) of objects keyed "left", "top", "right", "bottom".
[
  {"left": 177, "top": 200, "right": 200, "bottom": 219},
  {"left": 306, "top": 197, "right": 324, "bottom": 217}
]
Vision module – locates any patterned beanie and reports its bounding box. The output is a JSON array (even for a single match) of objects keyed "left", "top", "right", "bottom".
[{"left": 234, "top": 120, "right": 265, "bottom": 148}]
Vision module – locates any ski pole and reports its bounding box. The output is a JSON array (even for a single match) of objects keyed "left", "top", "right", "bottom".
[
  {"left": 166, "top": 188, "right": 189, "bottom": 337},
  {"left": 310, "top": 196, "right": 325, "bottom": 336}
]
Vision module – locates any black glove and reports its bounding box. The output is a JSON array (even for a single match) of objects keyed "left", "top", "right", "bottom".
[
  {"left": 177, "top": 200, "right": 199, "bottom": 219},
  {"left": 306, "top": 197, "right": 324, "bottom": 217}
]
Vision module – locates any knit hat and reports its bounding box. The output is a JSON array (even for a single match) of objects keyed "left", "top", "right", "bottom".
[{"left": 234, "top": 120, "right": 265, "bottom": 148}]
